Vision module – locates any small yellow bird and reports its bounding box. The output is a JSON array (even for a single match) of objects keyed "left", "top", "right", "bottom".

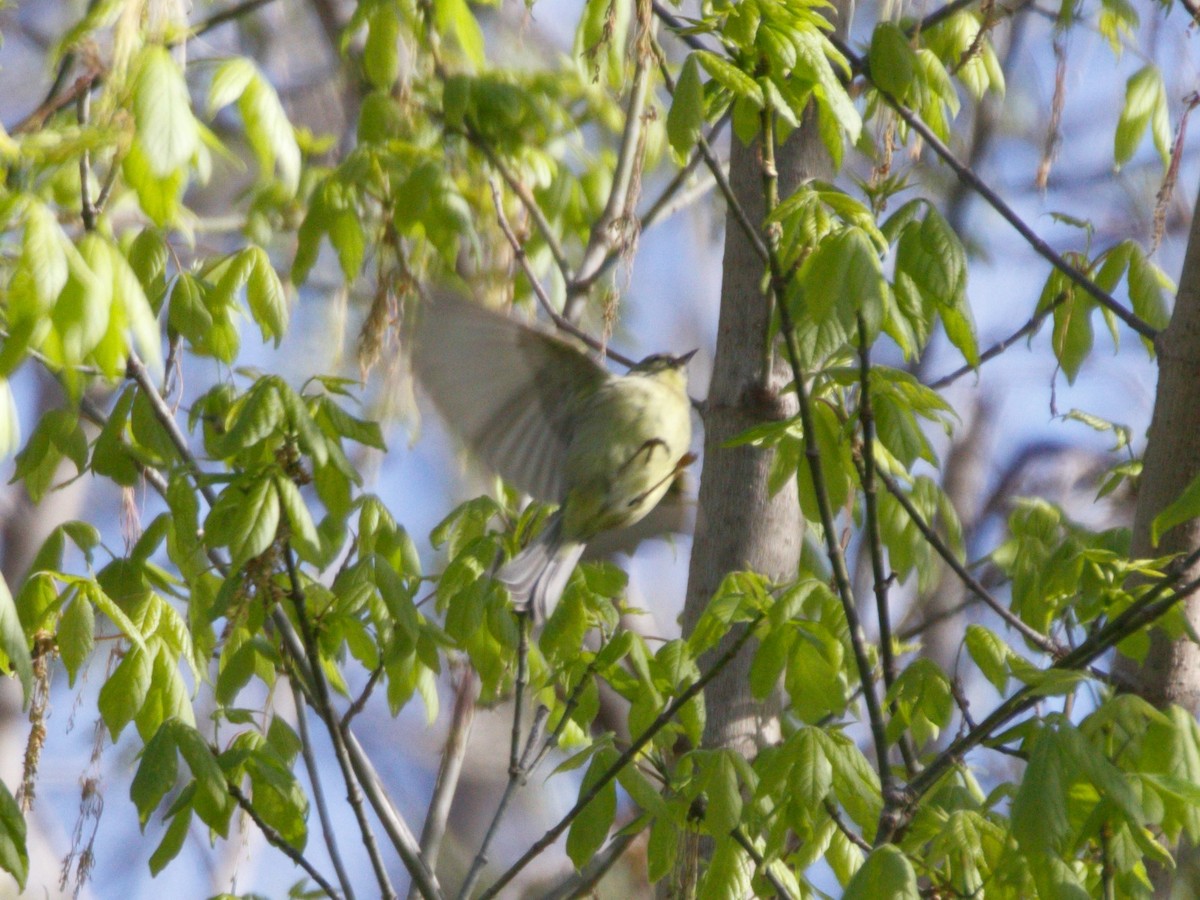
[{"left": 413, "top": 292, "right": 695, "bottom": 622}]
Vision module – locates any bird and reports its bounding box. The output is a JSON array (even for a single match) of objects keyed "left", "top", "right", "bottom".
[{"left": 412, "top": 290, "right": 695, "bottom": 623}]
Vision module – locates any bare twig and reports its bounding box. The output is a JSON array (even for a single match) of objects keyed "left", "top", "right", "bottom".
[
  {"left": 290, "top": 678, "right": 357, "bottom": 900},
  {"left": 411, "top": 666, "right": 477, "bottom": 899},
  {"left": 566, "top": 0, "right": 659, "bottom": 320},
  {"left": 77, "top": 90, "right": 97, "bottom": 231},
  {"left": 456, "top": 704, "right": 550, "bottom": 900},
  {"left": 488, "top": 179, "right": 637, "bottom": 369},
  {"left": 194, "top": 0, "right": 281, "bottom": 37},
  {"left": 472, "top": 134, "right": 573, "bottom": 286},
  {"left": 538, "top": 829, "right": 642, "bottom": 899},
  {"left": 228, "top": 780, "right": 344, "bottom": 898},
  {"left": 824, "top": 800, "right": 872, "bottom": 853},
  {"left": 927, "top": 293, "right": 1065, "bottom": 389}
]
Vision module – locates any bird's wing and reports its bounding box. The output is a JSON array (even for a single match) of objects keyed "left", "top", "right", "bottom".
[{"left": 412, "top": 290, "right": 608, "bottom": 502}]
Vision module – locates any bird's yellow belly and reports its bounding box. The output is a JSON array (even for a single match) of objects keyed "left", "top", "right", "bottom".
[{"left": 561, "top": 377, "right": 691, "bottom": 540}]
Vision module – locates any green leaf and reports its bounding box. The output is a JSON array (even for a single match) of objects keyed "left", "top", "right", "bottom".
[
  {"left": 90, "top": 583, "right": 148, "bottom": 653},
  {"left": 1115, "top": 66, "right": 1169, "bottom": 168},
  {"left": 566, "top": 748, "right": 618, "bottom": 868},
  {"left": 246, "top": 247, "right": 288, "bottom": 345},
  {"left": 98, "top": 645, "right": 153, "bottom": 740},
  {"left": 207, "top": 58, "right": 255, "bottom": 115},
  {"left": 0, "top": 573, "right": 32, "bottom": 706},
  {"left": 704, "top": 750, "right": 743, "bottom": 835},
  {"left": 206, "top": 476, "right": 281, "bottom": 568},
  {"left": 1151, "top": 470, "right": 1200, "bottom": 547},
  {"left": 168, "top": 720, "right": 231, "bottom": 834},
  {"left": 148, "top": 807, "right": 191, "bottom": 875},
  {"left": 965, "top": 624, "right": 1009, "bottom": 693},
  {"left": 787, "top": 727, "right": 832, "bottom": 810},
  {"left": 238, "top": 66, "right": 301, "bottom": 192},
  {"left": 695, "top": 50, "right": 764, "bottom": 105},
  {"left": 364, "top": 3, "right": 402, "bottom": 88},
  {"left": 1012, "top": 727, "right": 1073, "bottom": 854},
  {"left": 0, "top": 779, "right": 27, "bottom": 890},
  {"left": 274, "top": 475, "right": 320, "bottom": 561},
  {"left": 667, "top": 55, "right": 705, "bottom": 160},
  {"left": 800, "top": 227, "right": 887, "bottom": 327},
  {"left": 51, "top": 233, "right": 111, "bottom": 366},
  {"left": 647, "top": 814, "right": 678, "bottom": 883},
  {"left": 869, "top": 23, "right": 916, "bottom": 99},
  {"left": 843, "top": 844, "right": 919, "bottom": 899},
  {"left": 0, "top": 380, "right": 19, "bottom": 460},
  {"left": 1051, "top": 291, "right": 1094, "bottom": 384},
  {"left": 134, "top": 46, "right": 199, "bottom": 177},
  {"left": 58, "top": 592, "right": 95, "bottom": 687},
  {"left": 132, "top": 722, "right": 180, "bottom": 827}
]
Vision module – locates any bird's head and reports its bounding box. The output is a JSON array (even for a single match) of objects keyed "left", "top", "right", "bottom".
[{"left": 631, "top": 349, "right": 696, "bottom": 373}]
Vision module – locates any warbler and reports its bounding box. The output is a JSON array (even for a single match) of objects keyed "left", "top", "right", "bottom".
[{"left": 413, "top": 291, "right": 695, "bottom": 622}]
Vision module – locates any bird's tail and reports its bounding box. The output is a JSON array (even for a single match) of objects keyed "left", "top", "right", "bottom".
[{"left": 497, "top": 512, "right": 585, "bottom": 624}]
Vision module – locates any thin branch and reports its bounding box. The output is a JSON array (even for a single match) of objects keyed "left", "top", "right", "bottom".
[
  {"left": 228, "top": 781, "right": 343, "bottom": 898},
  {"left": 456, "top": 704, "right": 550, "bottom": 900},
  {"left": 285, "top": 548, "right": 399, "bottom": 900},
  {"left": 341, "top": 664, "right": 384, "bottom": 729},
  {"left": 566, "top": 0, "right": 659, "bottom": 319},
  {"left": 730, "top": 827, "right": 796, "bottom": 900},
  {"left": 579, "top": 111, "right": 732, "bottom": 296},
  {"left": 758, "top": 106, "right": 893, "bottom": 813},
  {"left": 471, "top": 132, "right": 573, "bottom": 286},
  {"left": 411, "top": 666, "right": 477, "bottom": 900},
  {"left": 927, "top": 293, "right": 1065, "bottom": 390},
  {"left": 877, "top": 468, "right": 1064, "bottom": 656},
  {"left": 194, "top": 0, "right": 281, "bottom": 37},
  {"left": 824, "top": 800, "right": 872, "bottom": 853},
  {"left": 476, "top": 614, "right": 766, "bottom": 899},
  {"left": 828, "top": 34, "right": 1157, "bottom": 341},
  {"left": 126, "top": 351, "right": 218, "bottom": 506},
  {"left": 290, "top": 678, "right": 357, "bottom": 900},
  {"left": 856, "top": 318, "right": 917, "bottom": 777},
  {"left": 538, "top": 830, "right": 642, "bottom": 900},
  {"left": 77, "top": 90, "right": 97, "bottom": 231},
  {"left": 340, "top": 726, "right": 444, "bottom": 899},
  {"left": 488, "top": 179, "right": 637, "bottom": 369}
]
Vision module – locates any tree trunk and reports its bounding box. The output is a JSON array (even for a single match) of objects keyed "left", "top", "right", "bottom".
[
  {"left": 1117, "top": 178, "right": 1200, "bottom": 710},
  {"left": 1115, "top": 177, "right": 1200, "bottom": 895}
]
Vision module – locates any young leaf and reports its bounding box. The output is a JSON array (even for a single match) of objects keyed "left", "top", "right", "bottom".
[
  {"left": 667, "top": 55, "right": 705, "bottom": 160},
  {"left": 842, "top": 844, "right": 919, "bottom": 899},
  {"left": 1115, "top": 66, "right": 1169, "bottom": 168},
  {"left": 131, "top": 722, "right": 180, "bottom": 827},
  {"left": 134, "top": 46, "right": 199, "bottom": 177},
  {"left": 0, "top": 780, "right": 27, "bottom": 890},
  {"left": 1151, "top": 470, "right": 1200, "bottom": 547},
  {"left": 0, "top": 573, "right": 32, "bottom": 704},
  {"left": 566, "top": 748, "right": 618, "bottom": 868}
]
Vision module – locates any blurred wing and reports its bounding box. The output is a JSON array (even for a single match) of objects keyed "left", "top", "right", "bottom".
[{"left": 412, "top": 291, "right": 608, "bottom": 502}]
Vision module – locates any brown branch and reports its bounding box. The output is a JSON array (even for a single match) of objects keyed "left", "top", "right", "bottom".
[{"left": 227, "top": 781, "right": 343, "bottom": 898}]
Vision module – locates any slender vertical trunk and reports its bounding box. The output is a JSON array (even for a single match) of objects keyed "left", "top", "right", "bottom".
[
  {"left": 1117, "top": 180, "right": 1200, "bottom": 710},
  {"left": 1115, "top": 179, "right": 1200, "bottom": 894}
]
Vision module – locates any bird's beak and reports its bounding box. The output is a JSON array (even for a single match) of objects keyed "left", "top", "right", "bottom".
[{"left": 675, "top": 349, "right": 699, "bottom": 366}]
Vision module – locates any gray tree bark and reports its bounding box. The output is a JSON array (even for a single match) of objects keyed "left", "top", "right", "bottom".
[
  {"left": 1114, "top": 178, "right": 1200, "bottom": 895},
  {"left": 1116, "top": 179, "right": 1200, "bottom": 710}
]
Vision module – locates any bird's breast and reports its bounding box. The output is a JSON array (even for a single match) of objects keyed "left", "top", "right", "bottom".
[{"left": 560, "top": 375, "right": 692, "bottom": 540}]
